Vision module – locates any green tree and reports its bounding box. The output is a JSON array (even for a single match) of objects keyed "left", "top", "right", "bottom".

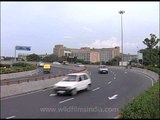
[
  {"left": 26, "top": 54, "right": 40, "bottom": 61},
  {"left": 141, "top": 34, "right": 160, "bottom": 67},
  {"left": 143, "top": 34, "right": 159, "bottom": 49},
  {"left": 42, "top": 54, "right": 58, "bottom": 62},
  {"left": 107, "top": 56, "right": 121, "bottom": 66}
]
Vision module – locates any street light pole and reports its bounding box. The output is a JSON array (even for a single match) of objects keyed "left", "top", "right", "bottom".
[
  {"left": 137, "top": 46, "right": 139, "bottom": 64},
  {"left": 119, "top": 10, "right": 125, "bottom": 66}
]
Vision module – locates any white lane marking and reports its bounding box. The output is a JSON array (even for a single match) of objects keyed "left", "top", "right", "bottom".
[
  {"left": 108, "top": 81, "right": 112, "bottom": 84},
  {"left": 92, "top": 87, "right": 100, "bottom": 91},
  {"left": 6, "top": 116, "right": 16, "bottom": 119},
  {"left": 131, "top": 70, "right": 154, "bottom": 86},
  {"left": 59, "top": 98, "right": 74, "bottom": 104},
  {"left": 143, "top": 74, "right": 154, "bottom": 86},
  {"left": 49, "top": 94, "right": 56, "bottom": 97},
  {"left": 124, "top": 71, "right": 127, "bottom": 74},
  {"left": 108, "top": 94, "right": 118, "bottom": 100},
  {"left": 114, "top": 77, "right": 116, "bottom": 80},
  {"left": 89, "top": 71, "right": 92, "bottom": 76}
]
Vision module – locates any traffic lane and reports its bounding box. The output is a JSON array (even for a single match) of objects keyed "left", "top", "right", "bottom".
[
  {"left": 1, "top": 88, "right": 73, "bottom": 119},
  {"left": 1, "top": 67, "right": 152, "bottom": 118},
  {"left": 87, "top": 67, "right": 114, "bottom": 88},
  {"left": 0, "top": 67, "right": 116, "bottom": 119},
  {"left": 34, "top": 67, "right": 153, "bottom": 118},
  {"left": 106, "top": 68, "right": 152, "bottom": 109}
]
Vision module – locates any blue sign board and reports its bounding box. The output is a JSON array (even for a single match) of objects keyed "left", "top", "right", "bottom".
[{"left": 16, "top": 46, "right": 31, "bottom": 51}]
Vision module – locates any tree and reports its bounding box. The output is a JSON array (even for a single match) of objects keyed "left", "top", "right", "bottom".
[
  {"left": 141, "top": 34, "right": 160, "bottom": 67},
  {"left": 42, "top": 54, "right": 58, "bottom": 62},
  {"left": 26, "top": 54, "right": 40, "bottom": 61},
  {"left": 143, "top": 34, "right": 160, "bottom": 49}
]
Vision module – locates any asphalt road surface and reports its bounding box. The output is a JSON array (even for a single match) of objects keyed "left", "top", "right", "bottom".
[{"left": 1, "top": 66, "right": 153, "bottom": 119}]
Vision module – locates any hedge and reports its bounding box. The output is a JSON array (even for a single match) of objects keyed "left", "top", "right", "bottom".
[
  {"left": 120, "top": 81, "right": 159, "bottom": 119},
  {"left": 0, "top": 62, "right": 37, "bottom": 74},
  {"left": 120, "top": 64, "right": 160, "bottom": 119}
]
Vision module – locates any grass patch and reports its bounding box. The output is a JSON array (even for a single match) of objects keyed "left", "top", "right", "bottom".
[{"left": 0, "top": 62, "right": 37, "bottom": 74}]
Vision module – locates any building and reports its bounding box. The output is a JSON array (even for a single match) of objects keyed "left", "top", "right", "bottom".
[
  {"left": 90, "top": 51, "right": 100, "bottom": 63},
  {"left": 99, "top": 48, "right": 114, "bottom": 62},
  {"left": 53, "top": 44, "right": 65, "bottom": 57},
  {"left": 64, "top": 50, "right": 71, "bottom": 57},
  {"left": 18, "top": 53, "right": 28, "bottom": 61},
  {"left": 70, "top": 48, "right": 90, "bottom": 61},
  {"left": 114, "top": 46, "right": 120, "bottom": 57},
  {"left": 122, "top": 54, "right": 137, "bottom": 62},
  {"left": 53, "top": 44, "right": 120, "bottom": 63}
]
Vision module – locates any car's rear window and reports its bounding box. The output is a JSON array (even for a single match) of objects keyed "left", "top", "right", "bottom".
[{"left": 63, "top": 75, "right": 77, "bottom": 81}]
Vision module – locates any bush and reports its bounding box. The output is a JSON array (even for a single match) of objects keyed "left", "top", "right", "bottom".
[
  {"left": 0, "top": 64, "right": 10, "bottom": 68},
  {"left": 0, "top": 62, "right": 37, "bottom": 74},
  {"left": 13, "top": 62, "right": 31, "bottom": 67},
  {"left": 121, "top": 81, "right": 160, "bottom": 119},
  {"left": 145, "top": 65, "right": 160, "bottom": 75}
]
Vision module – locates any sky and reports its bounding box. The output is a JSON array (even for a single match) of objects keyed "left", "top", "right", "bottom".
[{"left": 1, "top": 2, "right": 159, "bottom": 57}]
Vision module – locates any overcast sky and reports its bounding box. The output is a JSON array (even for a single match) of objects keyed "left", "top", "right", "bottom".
[{"left": 1, "top": 2, "right": 159, "bottom": 57}]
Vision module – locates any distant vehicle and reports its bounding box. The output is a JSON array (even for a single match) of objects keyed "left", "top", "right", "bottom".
[
  {"left": 43, "top": 63, "right": 51, "bottom": 73},
  {"left": 53, "top": 73, "right": 91, "bottom": 96},
  {"left": 62, "top": 61, "right": 69, "bottom": 65},
  {"left": 37, "top": 62, "right": 44, "bottom": 67},
  {"left": 75, "top": 63, "right": 85, "bottom": 67},
  {"left": 53, "top": 62, "right": 61, "bottom": 65},
  {"left": 98, "top": 65, "right": 108, "bottom": 74}
]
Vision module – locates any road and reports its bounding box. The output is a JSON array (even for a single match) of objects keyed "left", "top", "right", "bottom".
[{"left": 1, "top": 66, "right": 152, "bottom": 119}]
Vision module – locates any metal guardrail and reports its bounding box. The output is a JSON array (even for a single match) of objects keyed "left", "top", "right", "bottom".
[{"left": 1, "top": 67, "right": 87, "bottom": 86}]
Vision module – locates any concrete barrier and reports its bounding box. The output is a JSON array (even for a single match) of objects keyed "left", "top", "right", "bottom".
[
  {"left": 0, "top": 68, "right": 39, "bottom": 80},
  {"left": 0, "top": 76, "right": 64, "bottom": 98},
  {"left": 130, "top": 67, "right": 159, "bottom": 82}
]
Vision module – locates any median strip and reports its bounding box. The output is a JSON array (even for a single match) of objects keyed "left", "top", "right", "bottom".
[{"left": 59, "top": 98, "right": 74, "bottom": 104}]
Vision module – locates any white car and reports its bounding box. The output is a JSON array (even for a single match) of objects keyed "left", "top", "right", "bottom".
[
  {"left": 37, "top": 62, "right": 44, "bottom": 67},
  {"left": 98, "top": 65, "right": 108, "bottom": 74},
  {"left": 53, "top": 73, "right": 91, "bottom": 96},
  {"left": 75, "top": 63, "right": 85, "bottom": 67},
  {"left": 53, "top": 62, "right": 61, "bottom": 65}
]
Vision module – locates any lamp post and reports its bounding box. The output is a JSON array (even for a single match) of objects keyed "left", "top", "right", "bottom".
[
  {"left": 119, "top": 10, "right": 125, "bottom": 66},
  {"left": 137, "top": 46, "right": 139, "bottom": 64}
]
